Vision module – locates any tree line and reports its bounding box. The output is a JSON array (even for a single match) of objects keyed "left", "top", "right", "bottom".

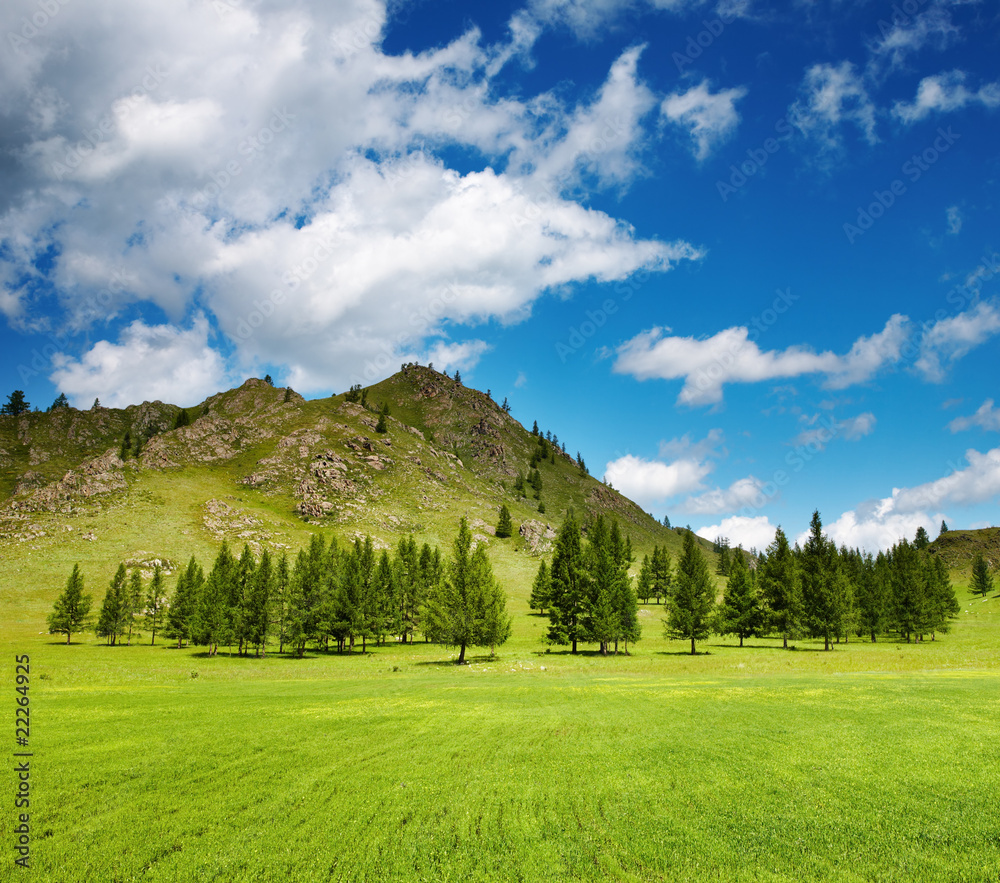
[{"left": 47, "top": 519, "right": 512, "bottom": 662}]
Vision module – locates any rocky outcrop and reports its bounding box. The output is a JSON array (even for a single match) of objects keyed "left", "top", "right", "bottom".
[{"left": 519, "top": 519, "right": 556, "bottom": 554}]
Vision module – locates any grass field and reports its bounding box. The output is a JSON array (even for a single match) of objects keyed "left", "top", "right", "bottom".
[{"left": 4, "top": 535, "right": 999, "bottom": 882}]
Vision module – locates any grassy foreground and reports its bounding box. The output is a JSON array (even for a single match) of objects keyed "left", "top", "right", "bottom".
[{"left": 4, "top": 585, "right": 1000, "bottom": 882}]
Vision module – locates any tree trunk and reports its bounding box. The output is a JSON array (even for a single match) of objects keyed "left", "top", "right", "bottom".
[
  {"left": 571, "top": 637, "right": 577, "bottom": 654},
  {"left": 690, "top": 635, "right": 696, "bottom": 655},
  {"left": 66, "top": 630, "right": 71, "bottom": 645},
  {"left": 783, "top": 633, "right": 788, "bottom": 649},
  {"left": 824, "top": 635, "right": 830, "bottom": 651},
  {"left": 457, "top": 642, "right": 466, "bottom": 664}
]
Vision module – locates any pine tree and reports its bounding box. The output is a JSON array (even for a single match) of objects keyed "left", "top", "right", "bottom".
[
  {"left": 924, "top": 554, "right": 960, "bottom": 638},
  {"left": 194, "top": 542, "right": 235, "bottom": 655},
  {"left": 164, "top": 557, "right": 202, "bottom": 649},
  {"left": 584, "top": 516, "right": 621, "bottom": 655},
  {"left": 649, "top": 545, "right": 672, "bottom": 603},
  {"left": 716, "top": 542, "right": 731, "bottom": 576},
  {"left": 2, "top": 390, "right": 30, "bottom": 416},
  {"left": 48, "top": 564, "right": 93, "bottom": 644},
  {"left": 546, "top": 514, "right": 590, "bottom": 653},
  {"left": 664, "top": 530, "right": 715, "bottom": 655},
  {"left": 424, "top": 519, "right": 510, "bottom": 662},
  {"left": 125, "top": 569, "right": 143, "bottom": 645},
  {"left": 889, "top": 539, "right": 929, "bottom": 642},
  {"left": 529, "top": 559, "right": 551, "bottom": 613},
  {"left": 759, "top": 527, "right": 800, "bottom": 649},
  {"left": 173, "top": 408, "right": 190, "bottom": 429},
  {"left": 264, "top": 374, "right": 274, "bottom": 386},
  {"left": 636, "top": 554, "right": 653, "bottom": 603},
  {"left": 715, "top": 549, "right": 763, "bottom": 647},
  {"left": 471, "top": 545, "right": 512, "bottom": 657},
  {"left": 530, "top": 468, "right": 543, "bottom": 500},
  {"left": 375, "top": 411, "right": 387, "bottom": 433},
  {"left": 247, "top": 549, "right": 274, "bottom": 656},
  {"left": 531, "top": 420, "right": 539, "bottom": 435},
  {"left": 513, "top": 473, "right": 526, "bottom": 496},
  {"left": 144, "top": 566, "right": 167, "bottom": 645},
  {"left": 96, "top": 565, "right": 127, "bottom": 645},
  {"left": 799, "top": 511, "right": 844, "bottom": 651},
  {"left": 856, "top": 552, "right": 889, "bottom": 642},
  {"left": 120, "top": 430, "right": 132, "bottom": 461},
  {"left": 970, "top": 553, "right": 994, "bottom": 599},
  {"left": 913, "top": 525, "right": 931, "bottom": 551},
  {"left": 939, "top": 520, "right": 949, "bottom": 537},
  {"left": 51, "top": 392, "right": 70, "bottom": 410},
  {"left": 495, "top": 505, "right": 513, "bottom": 539}
]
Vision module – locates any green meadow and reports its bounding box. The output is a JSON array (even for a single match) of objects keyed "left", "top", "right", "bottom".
[{"left": 4, "top": 536, "right": 999, "bottom": 882}]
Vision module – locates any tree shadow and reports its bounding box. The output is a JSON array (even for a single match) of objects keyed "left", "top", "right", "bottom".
[{"left": 414, "top": 653, "right": 497, "bottom": 667}]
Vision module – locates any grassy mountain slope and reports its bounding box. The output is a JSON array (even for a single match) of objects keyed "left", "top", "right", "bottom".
[{"left": 0, "top": 369, "right": 705, "bottom": 642}]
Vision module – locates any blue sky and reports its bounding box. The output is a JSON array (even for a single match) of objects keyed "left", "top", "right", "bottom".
[{"left": 1, "top": 0, "right": 998, "bottom": 551}]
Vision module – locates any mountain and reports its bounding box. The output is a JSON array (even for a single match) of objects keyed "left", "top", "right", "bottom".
[
  {"left": 1, "top": 368, "right": 704, "bottom": 635},
  {"left": 929, "top": 527, "right": 1000, "bottom": 573}
]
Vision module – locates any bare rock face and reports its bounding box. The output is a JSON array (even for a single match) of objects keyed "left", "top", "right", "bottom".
[
  {"left": 9, "top": 450, "right": 126, "bottom": 512},
  {"left": 519, "top": 519, "right": 556, "bottom": 554}
]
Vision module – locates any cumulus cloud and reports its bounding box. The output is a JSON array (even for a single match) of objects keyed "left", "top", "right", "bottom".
[
  {"left": 49, "top": 314, "right": 231, "bottom": 408},
  {"left": 683, "top": 476, "right": 769, "bottom": 515},
  {"left": 915, "top": 300, "right": 1000, "bottom": 382},
  {"left": 603, "top": 430, "right": 724, "bottom": 507},
  {"left": 696, "top": 515, "right": 778, "bottom": 552},
  {"left": 949, "top": 399, "right": 1000, "bottom": 433},
  {"left": 0, "top": 0, "right": 702, "bottom": 398},
  {"left": 661, "top": 79, "right": 748, "bottom": 161},
  {"left": 603, "top": 454, "right": 713, "bottom": 507},
  {"left": 612, "top": 315, "right": 908, "bottom": 405},
  {"left": 789, "top": 61, "right": 878, "bottom": 151},
  {"left": 892, "top": 70, "right": 1000, "bottom": 124},
  {"left": 820, "top": 446, "right": 1000, "bottom": 551},
  {"left": 946, "top": 205, "right": 962, "bottom": 235}
]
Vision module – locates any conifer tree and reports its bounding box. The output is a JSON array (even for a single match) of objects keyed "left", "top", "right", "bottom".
[
  {"left": 48, "top": 564, "right": 93, "bottom": 644},
  {"left": 970, "top": 552, "right": 994, "bottom": 599},
  {"left": 530, "top": 468, "right": 543, "bottom": 500},
  {"left": 274, "top": 552, "right": 291, "bottom": 653},
  {"left": 2, "top": 390, "right": 30, "bottom": 416},
  {"left": 889, "top": 539, "right": 929, "bottom": 642},
  {"left": 939, "top": 520, "right": 948, "bottom": 537},
  {"left": 546, "top": 514, "right": 590, "bottom": 653},
  {"left": 856, "top": 552, "right": 889, "bottom": 642},
  {"left": 715, "top": 549, "right": 763, "bottom": 647},
  {"left": 799, "top": 511, "right": 844, "bottom": 651},
  {"left": 96, "top": 565, "right": 127, "bottom": 645},
  {"left": 164, "top": 557, "right": 203, "bottom": 649},
  {"left": 759, "top": 527, "right": 800, "bottom": 649},
  {"left": 530, "top": 559, "right": 551, "bottom": 613},
  {"left": 636, "top": 554, "right": 653, "bottom": 603},
  {"left": 173, "top": 408, "right": 190, "bottom": 429},
  {"left": 144, "top": 565, "right": 167, "bottom": 645},
  {"left": 913, "top": 525, "right": 931, "bottom": 550},
  {"left": 924, "top": 554, "right": 960, "bottom": 638},
  {"left": 495, "top": 505, "right": 514, "bottom": 539},
  {"left": 125, "top": 569, "right": 143, "bottom": 645},
  {"left": 51, "top": 392, "right": 70, "bottom": 410},
  {"left": 247, "top": 549, "right": 274, "bottom": 656},
  {"left": 649, "top": 545, "right": 672, "bottom": 603},
  {"left": 425, "top": 519, "right": 510, "bottom": 662},
  {"left": 664, "top": 530, "right": 715, "bottom": 655},
  {"left": 194, "top": 542, "right": 235, "bottom": 655},
  {"left": 531, "top": 420, "right": 538, "bottom": 435}
]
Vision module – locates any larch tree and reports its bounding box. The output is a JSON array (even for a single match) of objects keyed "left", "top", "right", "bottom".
[
  {"left": 715, "top": 549, "right": 763, "bottom": 647},
  {"left": 799, "top": 511, "right": 844, "bottom": 651},
  {"left": 545, "top": 514, "right": 590, "bottom": 653},
  {"left": 495, "top": 505, "right": 514, "bottom": 539},
  {"left": 96, "top": 564, "right": 127, "bottom": 646},
  {"left": 664, "top": 530, "right": 715, "bottom": 655},
  {"left": 48, "top": 564, "right": 93, "bottom": 644},
  {"left": 144, "top": 565, "right": 167, "bottom": 645},
  {"left": 759, "top": 527, "right": 800, "bottom": 649},
  {"left": 529, "top": 559, "right": 551, "bottom": 613},
  {"left": 970, "top": 552, "right": 994, "bottom": 599}
]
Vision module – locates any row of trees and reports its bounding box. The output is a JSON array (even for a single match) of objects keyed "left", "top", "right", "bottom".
[
  {"left": 48, "top": 519, "right": 512, "bottom": 662},
  {"left": 529, "top": 514, "right": 641, "bottom": 655},
  {"left": 708, "top": 512, "right": 963, "bottom": 653}
]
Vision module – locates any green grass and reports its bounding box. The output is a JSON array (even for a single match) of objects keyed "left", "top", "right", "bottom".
[{"left": 5, "top": 578, "right": 1000, "bottom": 881}]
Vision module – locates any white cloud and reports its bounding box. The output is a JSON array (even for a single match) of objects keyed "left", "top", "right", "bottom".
[
  {"left": 821, "top": 446, "right": 1000, "bottom": 551},
  {"left": 789, "top": 61, "right": 878, "bottom": 151},
  {"left": 661, "top": 80, "right": 748, "bottom": 162},
  {"left": 49, "top": 314, "right": 230, "bottom": 408},
  {"left": 791, "top": 412, "right": 876, "bottom": 450},
  {"left": 868, "top": 5, "right": 961, "bottom": 72},
  {"left": 527, "top": 0, "right": 703, "bottom": 40},
  {"left": 603, "top": 453, "right": 713, "bottom": 507},
  {"left": 915, "top": 300, "right": 1000, "bottom": 382},
  {"left": 684, "top": 476, "right": 769, "bottom": 515},
  {"left": 0, "top": 1, "right": 703, "bottom": 395},
  {"left": 892, "top": 70, "right": 1000, "bottom": 124},
  {"left": 696, "top": 515, "right": 777, "bottom": 552},
  {"left": 612, "top": 315, "right": 908, "bottom": 406},
  {"left": 949, "top": 399, "right": 1000, "bottom": 433}
]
